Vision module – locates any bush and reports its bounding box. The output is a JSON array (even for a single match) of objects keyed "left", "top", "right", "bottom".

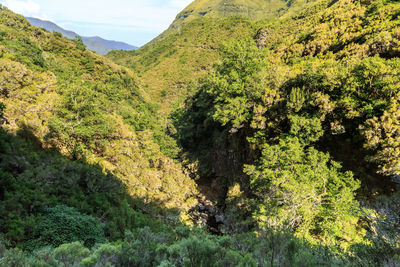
[
  {"left": 53, "top": 242, "right": 90, "bottom": 267},
  {"left": 119, "top": 227, "right": 168, "bottom": 267},
  {"left": 28, "top": 205, "right": 105, "bottom": 249},
  {"left": 81, "top": 243, "right": 121, "bottom": 267}
]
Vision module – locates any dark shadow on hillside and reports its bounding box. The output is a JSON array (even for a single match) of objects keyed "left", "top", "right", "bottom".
[
  {"left": 317, "top": 132, "right": 398, "bottom": 198},
  {"left": 170, "top": 94, "right": 260, "bottom": 235},
  {"left": 172, "top": 114, "right": 252, "bottom": 203},
  {"left": 0, "top": 125, "right": 184, "bottom": 248}
]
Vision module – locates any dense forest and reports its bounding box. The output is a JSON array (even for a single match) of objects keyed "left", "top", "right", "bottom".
[{"left": 2, "top": 0, "right": 400, "bottom": 266}]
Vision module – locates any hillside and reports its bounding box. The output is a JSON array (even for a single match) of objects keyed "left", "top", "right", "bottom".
[
  {"left": 170, "top": 0, "right": 314, "bottom": 29},
  {"left": 111, "top": 0, "right": 400, "bottom": 265},
  {"left": 2, "top": 0, "right": 400, "bottom": 266},
  {"left": 0, "top": 4, "right": 198, "bottom": 247},
  {"left": 107, "top": 0, "right": 319, "bottom": 115},
  {"left": 26, "top": 17, "right": 138, "bottom": 55},
  {"left": 109, "top": 16, "right": 258, "bottom": 115}
]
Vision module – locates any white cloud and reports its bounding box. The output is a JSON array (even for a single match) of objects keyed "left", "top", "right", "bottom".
[{"left": 1, "top": 0, "right": 49, "bottom": 20}]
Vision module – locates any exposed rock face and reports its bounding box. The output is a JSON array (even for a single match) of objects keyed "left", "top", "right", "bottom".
[{"left": 189, "top": 194, "right": 225, "bottom": 234}]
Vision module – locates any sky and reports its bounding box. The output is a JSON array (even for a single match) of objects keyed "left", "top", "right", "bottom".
[{"left": 0, "top": 0, "right": 193, "bottom": 46}]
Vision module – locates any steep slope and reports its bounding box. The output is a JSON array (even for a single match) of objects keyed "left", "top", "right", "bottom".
[
  {"left": 2, "top": 0, "right": 400, "bottom": 265},
  {"left": 26, "top": 17, "right": 138, "bottom": 55},
  {"left": 171, "top": 0, "right": 313, "bottom": 29},
  {"left": 110, "top": 0, "right": 400, "bottom": 258},
  {"left": 108, "top": 16, "right": 257, "bottom": 115},
  {"left": 174, "top": 0, "right": 400, "bottom": 249},
  {"left": 246, "top": 0, "right": 400, "bottom": 190},
  {"left": 0, "top": 4, "right": 197, "bottom": 246},
  {"left": 107, "top": 0, "right": 318, "bottom": 115}
]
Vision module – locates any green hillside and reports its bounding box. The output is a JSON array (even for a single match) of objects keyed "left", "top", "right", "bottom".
[
  {"left": 0, "top": 4, "right": 198, "bottom": 247},
  {"left": 2, "top": 0, "right": 400, "bottom": 266},
  {"left": 171, "top": 0, "right": 313, "bottom": 28},
  {"left": 108, "top": 16, "right": 257, "bottom": 115},
  {"left": 107, "top": 0, "right": 319, "bottom": 115},
  {"left": 110, "top": 0, "right": 400, "bottom": 265}
]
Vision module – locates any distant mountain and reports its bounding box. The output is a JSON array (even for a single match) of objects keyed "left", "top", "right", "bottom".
[{"left": 26, "top": 17, "right": 138, "bottom": 55}]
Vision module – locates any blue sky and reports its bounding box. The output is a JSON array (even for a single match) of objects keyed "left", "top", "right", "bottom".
[{"left": 0, "top": 0, "right": 193, "bottom": 46}]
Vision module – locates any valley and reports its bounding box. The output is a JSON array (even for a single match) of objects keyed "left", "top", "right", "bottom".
[{"left": 1, "top": 0, "right": 400, "bottom": 266}]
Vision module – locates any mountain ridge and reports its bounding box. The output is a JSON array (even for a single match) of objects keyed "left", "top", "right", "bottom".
[
  {"left": 26, "top": 17, "right": 138, "bottom": 55},
  {"left": 169, "top": 0, "right": 315, "bottom": 30},
  {"left": 107, "top": 0, "right": 322, "bottom": 114}
]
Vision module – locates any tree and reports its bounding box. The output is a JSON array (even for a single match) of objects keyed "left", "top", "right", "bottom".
[
  {"left": 199, "top": 39, "right": 278, "bottom": 131},
  {"left": 362, "top": 98, "right": 400, "bottom": 175},
  {"left": 245, "top": 132, "right": 364, "bottom": 247}
]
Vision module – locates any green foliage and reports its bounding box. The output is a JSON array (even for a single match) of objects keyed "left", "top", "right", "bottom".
[
  {"left": 0, "top": 127, "right": 162, "bottom": 248},
  {"left": 245, "top": 135, "right": 363, "bottom": 246},
  {"left": 48, "top": 83, "right": 116, "bottom": 152},
  {"left": 349, "top": 192, "right": 400, "bottom": 266},
  {"left": 53, "top": 32, "right": 62, "bottom": 38},
  {"left": 169, "top": 0, "right": 316, "bottom": 31},
  {"left": 161, "top": 235, "right": 256, "bottom": 267},
  {"left": 0, "top": 248, "right": 28, "bottom": 267},
  {"left": 2, "top": 36, "right": 45, "bottom": 69},
  {"left": 288, "top": 115, "right": 323, "bottom": 144},
  {"left": 202, "top": 39, "right": 272, "bottom": 129},
  {"left": 172, "top": 6, "right": 400, "bottom": 247},
  {"left": 3, "top": 0, "right": 400, "bottom": 265},
  {"left": 0, "top": 102, "right": 4, "bottom": 118},
  {"left": 119, "top": 227, "right": 168, "bottom": 266},
  {"left": 53, "top": 242, "right": 90, "bottom": 267},
  {"left": 361, "top": 96, "right": 400, "bottom": 175},
  {"left": 81, "top": 243, "right": 121, "bottom": 267},
  {"left": 28, "top": 205, "right": 106, "bottom": 249},
  {"left": 0, "top": 226, "right": 356, "bottom": 266},
  {"left": 73, "top": 36, "right": 86, "bottom": 51},
  {"left": 107, "top": 16, "right": 257, "bottom": 115},
  {"left": 0, "top": 7, "right": 198, "bottom": 244}
]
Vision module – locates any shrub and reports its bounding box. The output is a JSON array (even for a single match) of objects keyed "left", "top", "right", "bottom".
[{"left": 28, "top": 205, "right": 105, "bottom": 249}]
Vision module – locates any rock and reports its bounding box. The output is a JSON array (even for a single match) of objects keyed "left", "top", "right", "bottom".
[
  {"left": 208, "top": 207, "right": 216, "bottom": 215},
  {"left": 215, "top": 215, "right": 225, "bottom": 224}
]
